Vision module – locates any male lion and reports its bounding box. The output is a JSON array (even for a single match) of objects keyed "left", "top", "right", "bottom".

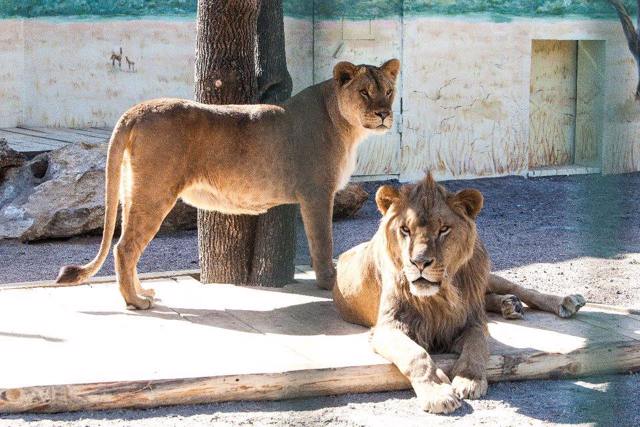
[
  {"left": 333, "top": 174, "right": 586, "bottom": 413},
  {"left": 57, "top": 59, "right": 400, "bottom": 309}
]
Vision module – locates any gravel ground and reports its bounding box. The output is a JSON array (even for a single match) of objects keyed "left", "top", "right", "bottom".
[
  {"left": 1, "top": 172, "right": 639, "bottom": 425},
  {"left": 2, "top": 173, "right": 638, "bottom": 307}
]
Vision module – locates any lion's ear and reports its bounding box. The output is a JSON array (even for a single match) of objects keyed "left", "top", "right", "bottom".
[
  {"left": 333, "top": 61, "right": 358, "bottom": 87},
  {"left": 452, "top": 189, "right": 483, "bottom": 219},
  {"left": 380, "top": 58, "right": 400, "bottom": 81},
  {"left": 376, "top": 185, "right": 400, "bottom": 215}
]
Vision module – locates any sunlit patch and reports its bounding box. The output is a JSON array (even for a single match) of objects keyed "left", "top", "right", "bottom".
[{"left": 573, "top": 380, "right": 609, "bottom": 392}]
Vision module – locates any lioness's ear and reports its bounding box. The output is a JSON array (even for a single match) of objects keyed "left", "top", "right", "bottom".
[
  {"left": 452, "top": 189, "right": 483, "bottom": 219},
  {"left": 376, "top": 185, "right": 400, "bottom": 215},
  {"left": 380, "top": 58, "right": 400, "bottom": 81},
  {"left": 333, "top": 61, "right": 358, "bottom": 87}
]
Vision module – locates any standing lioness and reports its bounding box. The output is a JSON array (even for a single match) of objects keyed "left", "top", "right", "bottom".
[
  {"left": 334, "top": 174, "right": 586, "bottom": 413},
  {"left": 57, "top": 59, "right": 400, "bottom": 308}
]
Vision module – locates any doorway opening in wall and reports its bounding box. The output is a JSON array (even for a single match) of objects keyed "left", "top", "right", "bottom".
[{"left": 527, "top": 39, "right": 605, "bottom": 177}]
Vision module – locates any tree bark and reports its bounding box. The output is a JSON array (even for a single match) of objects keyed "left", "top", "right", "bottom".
[
  {"left": 195, "top": 0, "right": 259, "bottom": 285},
  {"left": 608, "top": 0, "right": 640, "bottom": 99},
  {"left": 195, "top": 0, "right": 295, "bottom": 286},
  {"left": 249, "top": 0, "right": 296, "bottom": 285}
]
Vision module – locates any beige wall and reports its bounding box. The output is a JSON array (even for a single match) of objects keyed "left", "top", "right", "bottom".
[
  {"left": 0, "top": 17, "right": 312, "bottom": 128},
  {"left": 0, "top": 20, "right": 24, "bottom": 127},
  {"left": 399, "top": 17, "right": 635, "bottom": 179},
  {"left": 0, "top": 16, "right": 638, "bottom": 177}
]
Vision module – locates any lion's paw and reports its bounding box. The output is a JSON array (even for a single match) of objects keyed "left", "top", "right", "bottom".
[
  {"left": 501, "top": 294, "right": 524, "bottom": 320},
  {"left": 315, "top": 271, "right": 336, "bottom": 290},
  {"left": 558, "top": 294, "right": 586, "bottom": 318},
  {"left": 414, "top": 382, "right": 461, "bottom": 414},
  {"left": 452, "top": 376, "right": 488, "bottom": 400},
  {"left": 125, "top": 295, "right": 154, "bottom": 310},
  {"left": 139, "top": 287, "right": 156, "bottom": 298}
]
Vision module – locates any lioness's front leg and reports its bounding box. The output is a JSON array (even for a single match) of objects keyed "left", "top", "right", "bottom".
[
  {"left": 299, "top": 195, "right": 336, "bottom": 290},
  {"left": 450, "top": 324, "right": 489, "bottom": 399},
  {"left": 371, "top": 324, "right": 461, "bottom": 414},
  {"left": 488, "top": 274, "right": 586, "bottom": 318}
]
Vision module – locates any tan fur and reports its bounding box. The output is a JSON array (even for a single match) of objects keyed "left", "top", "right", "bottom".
[
  {"left": 56, "top": 59, "right": 401, "bottom": 309},
  {"left": 334, "top": 173, "right": 586, "bottom": 413}
]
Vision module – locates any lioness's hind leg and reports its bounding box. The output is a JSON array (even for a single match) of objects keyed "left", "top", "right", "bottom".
[
  {"left": 134, "top": 273, "right": 156, "bottom": 298},
  {"left": 485, "top": 293, "right": 524, "bottom": 320},
  {"left": 116, "top": 197, "right": 176, "bottom": 310}
]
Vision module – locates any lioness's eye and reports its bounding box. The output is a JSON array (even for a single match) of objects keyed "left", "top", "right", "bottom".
[
  {"left": 386, "top": 89, "right": 393, "bottom": 97},
  {"left": 400, "top": 225, "right": 410, "bottom": 235},
  {"left": 439, "top": 226, "right": 451, "bottom": 236},
  {"left": 360, "top": 89, "right": 369, "bottom": 99}
]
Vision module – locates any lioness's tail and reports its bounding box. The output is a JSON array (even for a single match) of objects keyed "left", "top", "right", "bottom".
[{"left": 56, "top": 123, "right": 128, "bottom": 285}]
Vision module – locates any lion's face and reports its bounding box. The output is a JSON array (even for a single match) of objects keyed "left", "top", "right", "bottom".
[
  {"left": 376, "top": 174, "right": 484, "bottom": 298},
  {"left": 332, "top": 59, "right": 400, "bottom": 133}
]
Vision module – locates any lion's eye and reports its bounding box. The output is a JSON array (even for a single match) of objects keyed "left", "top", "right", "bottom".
[
  {"left": 386, "top": 89, "right": 393, "bottom": 97},
  {"left": 400, "top": 225, "right": 410, "bottom": 235},
  {"left": 439, "top": 226, "right": 451, "bottom": 236},
  {"left": 360, "top": 89, "right": 369, "bottom": 99}
]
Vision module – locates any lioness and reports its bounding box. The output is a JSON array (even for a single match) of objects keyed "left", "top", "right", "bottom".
[
  {"left": 333, "top": 174, "right": 586, "bottom": 413},
  {"left": 57, "top": 59, "right": 400, "bottom": 308}
]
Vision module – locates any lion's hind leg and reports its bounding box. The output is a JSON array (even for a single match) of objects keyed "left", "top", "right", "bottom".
[
  {"left": 115, "top": 194, "right": 176, "bottom": 310},
  {"left": 557, "top": 294, "right": 587, "bottom": 318},
  {"left": 134, "top": 274, "right": 156, "bottom": 298},
  {"left": 487, "top": 274, "right": 585, "bottom": 318},
  {"left": 485, "top": 293, "right": 524, "bottom": 320}
]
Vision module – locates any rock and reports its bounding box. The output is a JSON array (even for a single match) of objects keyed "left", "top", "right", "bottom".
[
  {"left": 0, "top": 138, "right": 26, "bottom": 182},
  {"left": 333, "top": 183, "right": 369, "bottom": 220},
  {"left": 163, "top": 200, "right": 197, "bottom": 232},
  {"left": 0, "top": 142, "right": 196, "bottom": 241}
]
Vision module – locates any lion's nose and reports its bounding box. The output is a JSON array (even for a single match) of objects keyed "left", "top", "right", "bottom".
[
  {"left": 376, "top": 111, "right": 390, "bottom": 121},
  {"left": 411, "top": 256, "right": 434, "bottom": 271}
]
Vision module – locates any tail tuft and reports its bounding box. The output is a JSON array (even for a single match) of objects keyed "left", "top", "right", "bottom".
[{"left": 56, "top": 265, "right": 86, "bottom": 285}]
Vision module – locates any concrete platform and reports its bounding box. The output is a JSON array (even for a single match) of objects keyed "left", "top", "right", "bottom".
[
  {"left": 0, "top": 270, "right": 639, "bottom": 413},
  {"left": 0, "top": 127, "right": 110, "bottom": 155}
]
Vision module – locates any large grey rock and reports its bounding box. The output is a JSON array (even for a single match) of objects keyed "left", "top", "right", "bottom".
[
  {"left": 0, "top": 138, "right": 26, "bottom": 182},
  {"left": 0, "top": 142, "right": 196, "bottom": 241},
  {"left": 333, "top": 183, "right": 369, "bottom": 220}
]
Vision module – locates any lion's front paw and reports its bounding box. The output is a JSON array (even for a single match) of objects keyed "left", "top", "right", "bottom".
[
  {"left": 414, "top": 382, "right": 461, "bottom": 414},
  {"left": 501, "top": 294, "right": 524, "bottom": 320},
  {"left": 558, "top": 294, "right": 586, "bottom": 318},
  {"left": 451, "top": 376, "right": 488, "bottom": 400}
]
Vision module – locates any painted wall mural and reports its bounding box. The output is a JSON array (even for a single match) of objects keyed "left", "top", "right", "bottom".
[
  {"left": 0, "top": 1, "right": 638, "bottom": 178},
  {"left": 0, "top": 1, "right": 635, "bottom": 19}
]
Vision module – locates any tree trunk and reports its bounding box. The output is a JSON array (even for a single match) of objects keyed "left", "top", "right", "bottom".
[
  {"left": 195, "top": 0, "right": 295, "bottom": 286},
  {"left": 249, "top": 0, "right": 296, "bottom": 285},
  {"left": 195, "top": 0, "right": 259, "bottom": 285}
]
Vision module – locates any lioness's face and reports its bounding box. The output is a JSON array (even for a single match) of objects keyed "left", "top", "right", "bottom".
[
  {"left": 376, "top": 174, "right": 484, "bottom": 298},
  {"left": 332, "top": 59, "right": 400, "bottom": 133}
]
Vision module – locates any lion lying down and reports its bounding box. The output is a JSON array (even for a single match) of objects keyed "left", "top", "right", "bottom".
[{"left": 333, "top": 173, "right": 586, "bottom": 414}]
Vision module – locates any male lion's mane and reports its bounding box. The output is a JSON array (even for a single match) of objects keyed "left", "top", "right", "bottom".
[{"left": 335, "top": 175, "right": 490, "bottom": 352}]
